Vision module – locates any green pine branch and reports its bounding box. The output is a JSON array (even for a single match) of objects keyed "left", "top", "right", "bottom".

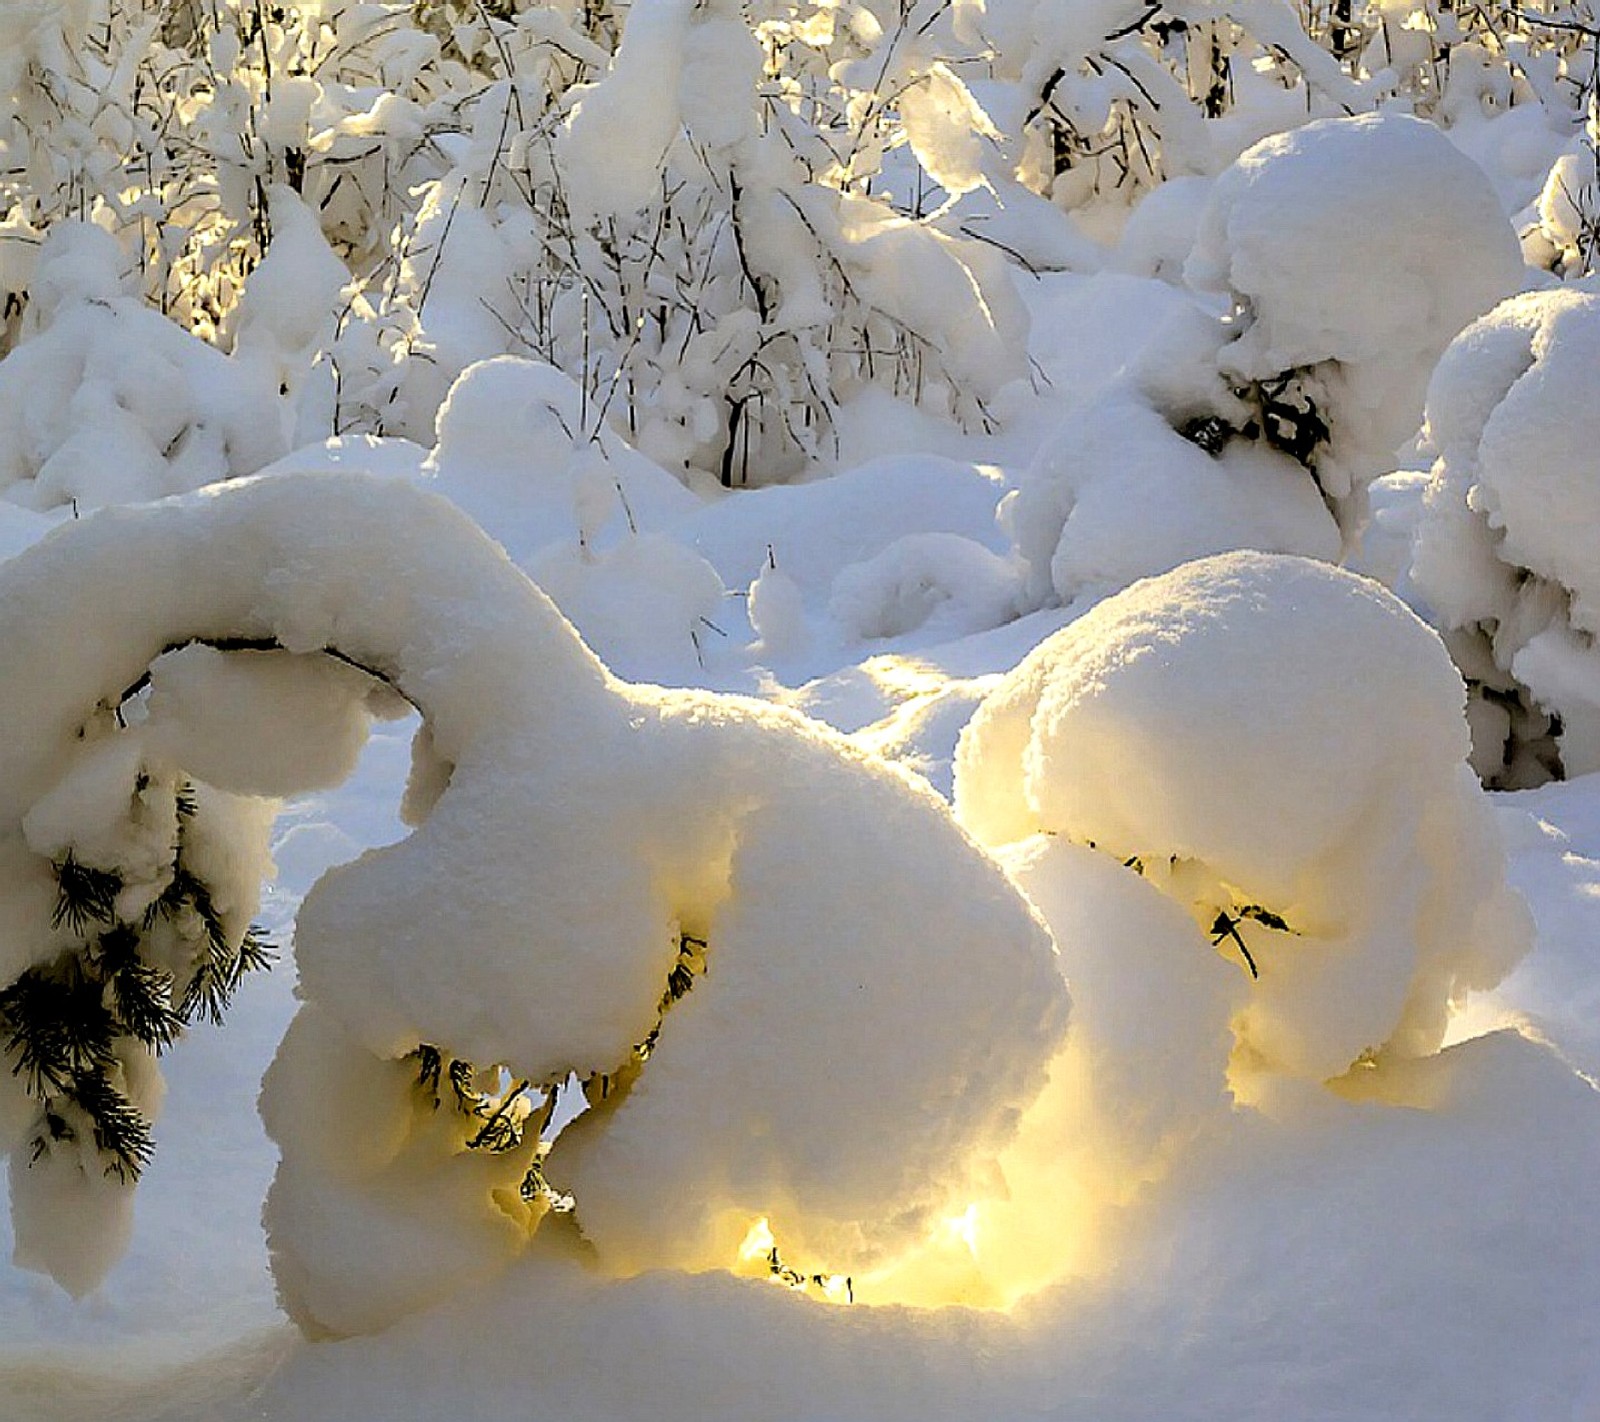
[{"left": 4, "top": 774, "right": 278, "bottom": 1182}]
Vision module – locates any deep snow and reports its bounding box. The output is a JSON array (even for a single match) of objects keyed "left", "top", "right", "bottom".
[{"left": 3, "top": 39, "right": 1600, "bottom": 1417}]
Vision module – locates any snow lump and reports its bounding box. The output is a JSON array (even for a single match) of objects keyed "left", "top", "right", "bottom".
[
  {"left": 1412, "top": 286, "right": 1600, "bottom": 783},
  {"left": 956, "top": 552, "right": 1531, "bottom": 1087}
]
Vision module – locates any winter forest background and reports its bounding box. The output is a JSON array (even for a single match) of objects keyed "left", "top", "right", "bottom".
[{"left": 2, "top": 0, "right": 1600, "bottom": 1416}]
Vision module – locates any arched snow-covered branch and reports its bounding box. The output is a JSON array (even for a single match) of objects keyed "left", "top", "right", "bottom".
[{"left": 0, "top": 472, "right": 1067, "bottom": 1332}]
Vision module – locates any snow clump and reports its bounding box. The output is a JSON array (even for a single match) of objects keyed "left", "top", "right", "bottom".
[
  {"left": 1000, "top": 300, "right": 1342, "bottom": 609},
  {"left": 956, "top": 552, "right": 1531, "bottom": 1087},
  {"left": 422, "top": 356, "right": 702, "bottom": 565},
  {"left": 0, "top": 223, "right": 297, "bottom": 512},
  {"left": 828, "top": 532, "right": 1023, "bottom": 643},
  {"left": 1412, "top": 286, "right": 1600, "bottom": 784},
  {"left": 1535, "top": 139, "right": 1599, "bottom": 276},
  {"left": 1187, "top": 112, "right": 1526, "bottom": 532},
  {"left": 1000, "top": 114, "right": 1520, "bottom": 613}
]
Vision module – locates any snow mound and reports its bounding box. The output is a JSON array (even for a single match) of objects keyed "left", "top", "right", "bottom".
[
  {"left": 526, "top": 533, "right": 730, "bottom": 684},
  {"left": 1536, "top": 140, "right": 1599, "bottom": 275},
  {"left": 1002, "top": 344, "right": 1341, "bottom": 607},
  {"left": 423, "top": 356, "right": 701, "bottom": 563},
  {"left": 828, "top": 533, "right": 1022, "bottom": 643},
  {"left": 956, "top": 552, "right": 1530, "bottom": 1084},
  {"left": 0, "top": 472, "right": 1066, "bottom": 1334},
  {"left": 1412, "top": 286, "right": 1600, "bottom": 782}
]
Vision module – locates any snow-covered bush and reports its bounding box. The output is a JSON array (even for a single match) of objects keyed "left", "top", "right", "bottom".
[
  {"left": 1000, "top": 297, "right": 1342, "bottom": 607},
  {"left": 1185, "top": 112, "right": 1526, "bottom": 536},
  {"left": 326, "top": 0, "right": 1031, "bottom": 479},
  {"left": 955, "top": 552, "right": 1530, "bottom": 1087},
  {"left": 0, "top": 224, "right": 292, "bottom": 510},
  {"left": 1412, "top": 285, "right": 1600, "bottom": 784},
  {"left": 417, "top": 357, "right": 735, "bottom": 681},
  {"left": 1537, "top": 138, "right": 1600, "bottom": 274},
  {"left": 1001, "top": 114, "right": 1523, "bottom": 611},
  {"left": 0, "top": 471, "right": 1067, "bottom": 1330},
  {"left": 960, "top": 0, "right": 1373, "bottom": 223},
  {"left": 423, "top": 357, "right": 702, "bottom": 563},
  {"left": 0, "top": 0, "right": 345, "bottom": 339}
]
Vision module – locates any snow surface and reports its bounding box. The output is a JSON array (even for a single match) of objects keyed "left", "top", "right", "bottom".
[
  {"left": 4, "top": 472, "right": 1598, "bottom": 1419},
  {"left": 4, "top": 32, "right": 1600, "bottom": 1417}
]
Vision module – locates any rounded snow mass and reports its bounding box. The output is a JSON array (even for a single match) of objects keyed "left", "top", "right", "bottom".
[
  {"left": 0, "top": 471, "right": 1066, "bottom": 1333},
  {"left": 957, "top": 552, "right": 1529, "bottom": 1087}
]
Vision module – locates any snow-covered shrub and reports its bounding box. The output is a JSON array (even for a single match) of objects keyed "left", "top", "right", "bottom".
[
  {"left": 1185, "top": 112, "right": 1526, "bottom": 536},
  {"left": 1001, "top": 114, "right": 1521, "bottom": 612},
  {"left": 962, "top": 0, "right": 1373, "bottom": 223},
  {"left": 0, "top": 224, "right": 292, "bottom": 510},
  {"left": 1509, "top": 8, "right": 1600, "bottom": 275},
  {"left": 419, "top": 357, "right": 730, "bottom": 681},
  {"left": 0, "top": 471, "right": 1067, "bottom": 1330},
  {"left": 1537, "top": 137, "right": 1600, "bottom": 276},
  {"left": 1000, "top": 299, "right": 1342, "bottom": 607},
  {"left": 955, "top": 552, "right": 1530, "bottom": 1087},
  {"left": 0, "top": 0, "right": 322, "bottom": 338},
  {"left": 422, "top": 357, "right": 702, "bottom": 563},
  {"left": 1412, "top": 286, "right": 1600, "bottom": 784},
  {"left": 325, "top": 0, "right": 1031, "bottom": 481}
]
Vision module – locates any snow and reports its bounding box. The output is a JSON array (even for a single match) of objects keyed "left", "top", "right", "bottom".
[
  {"left": 956, "top": 552, "right": 1529, "bottom": 1083},
  {"left": 1413, "top": 287, "right": 1600, "bottom": 779},
  {"left": 1187, "top": 113, "right": 1526, "bottom": 522},
  {"left": 0, "top": 472, "right": 1065, "bottom": 1335},
  {"left": 5, "top": 7, "right": 1600, "bottom": 1419},
  {"left": 0, "top": 225, "right": 290, "bottom": 511},
  {"left": 1004, "top": 357, "right": 1341, "bottom": 606}
]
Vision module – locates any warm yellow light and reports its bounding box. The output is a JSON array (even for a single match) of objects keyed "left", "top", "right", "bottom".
[
  {"left": 737, "top": 1216, "right": 777, "bottom": 1263},
  {"left": 725, "top": 1040, "right": 1164, "bottom": 1314},
  {"left": 942, "top": 1202, "right": 981, "bottom": 1256}
]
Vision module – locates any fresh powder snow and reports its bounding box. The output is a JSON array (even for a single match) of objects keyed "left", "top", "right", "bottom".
[{"left": 2, "top": 5, "right": 1599, "bottom": 1420}]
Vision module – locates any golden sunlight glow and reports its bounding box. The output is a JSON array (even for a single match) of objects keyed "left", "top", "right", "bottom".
[
  {"left": 737, "top": 1216, "right": 778, "bottom": 1263},
  {"left": 943, "top": 1202, "right": 981, "bottom": 1255},
  {"left": 725, "top": 1040, "right": 1140, "bottom": 1314}
]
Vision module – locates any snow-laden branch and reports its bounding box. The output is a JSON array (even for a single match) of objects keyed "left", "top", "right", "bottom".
[{"left": 0, "top": 470, "right": 1067, "bottom": 1332}]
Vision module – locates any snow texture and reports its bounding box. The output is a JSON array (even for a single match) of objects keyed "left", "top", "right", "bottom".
[
  {"left": 0, "top": 471, "right": 1066, "bottom": 1334},
  {"left": 956, "top": 552, "right": 1531, "bottom": 1083}
]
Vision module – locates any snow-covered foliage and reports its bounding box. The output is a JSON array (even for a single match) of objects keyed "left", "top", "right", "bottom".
[
  {"left": 1186, "top": 113, "right": 1525, "bottom": 531},
  {"left": 956, "top": 553, "right": 1530, "bottom": 1084},
  {"left": 1000, "top": 292, "right": 1342, "bottom": 607},
  {"left": 1000, "top": 113, "right": 1520, "bottom": 611},
  {"left": 1413, "top": 285, "right": 1600, "bottom": 785},
  {"left": 10, "top": 0, "right": 1600, "bottom": 1415},
  {"left": 0, "top": 471, "right": 1066, "bottom": 1329},
  {"left": 0, "top": 224, "right": 292, "bottom": 510},
  {"left": 0, "top": 0, "right": 1037, "bottom": 492}
]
